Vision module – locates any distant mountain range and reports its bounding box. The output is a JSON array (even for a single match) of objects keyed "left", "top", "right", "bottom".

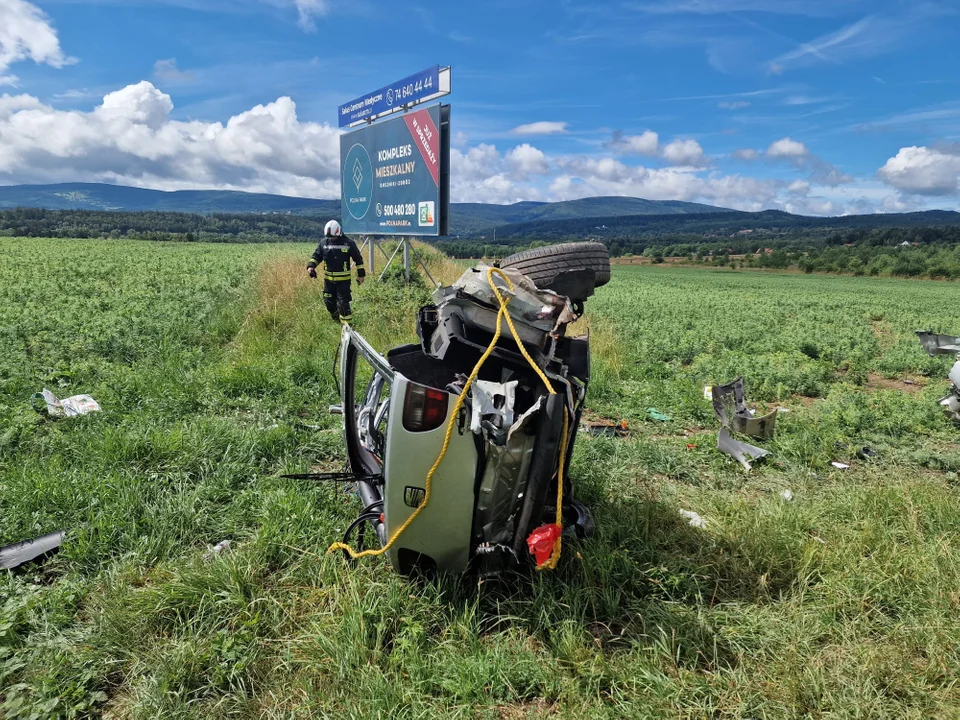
[
  {"left": 0, "top": 183, "right": 342, "bottom": 216},
  {"left": 3, "top": 183, "right": 959, "bottom": 245},
  {"left": 0, "top": 183, "right": 732, "bottom": 235}
]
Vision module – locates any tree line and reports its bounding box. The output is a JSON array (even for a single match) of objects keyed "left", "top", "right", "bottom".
[
  {"left": 0, "top": 208, "right": 329, "bottom": 242},
  {"left": 6, "top": 208, "right": 960, "bottom": 279}
]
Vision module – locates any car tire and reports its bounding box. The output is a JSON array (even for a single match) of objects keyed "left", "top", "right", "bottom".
[{"left": 499, "top": 242, "right": 611, "bottom": 300}]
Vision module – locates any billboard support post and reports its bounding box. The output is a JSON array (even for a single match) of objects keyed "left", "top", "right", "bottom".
[
  {"left": 378, "top": 240, "right": 405, "bottom": 283},
  {"left": 411, "top": 243, "right": 439, "bottom": 288},
  {"left": 403, "top": 239, "right": 411, "bottom": 282}
]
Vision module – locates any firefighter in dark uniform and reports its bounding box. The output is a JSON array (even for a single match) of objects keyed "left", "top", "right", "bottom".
[{"left": 307, "top": 220, "right": 366, "bottom": 324}]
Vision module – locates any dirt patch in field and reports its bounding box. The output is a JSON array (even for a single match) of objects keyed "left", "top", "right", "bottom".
[
  {"left": 497, "top": 700, "right": 557, "bottom": 719},
  {"left": 865, "top": 373, "right": 926, "bottom": 393}
]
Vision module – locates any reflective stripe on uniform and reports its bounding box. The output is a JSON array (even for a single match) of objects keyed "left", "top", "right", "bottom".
[{"left": 325, "top": 272, "right": 352, "bottom": 280}]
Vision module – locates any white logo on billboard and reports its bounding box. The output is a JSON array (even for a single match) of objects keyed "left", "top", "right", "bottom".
[
  {"left": 386, "top": 89, "right": 394, "bottom": 106},
  {"left": 352, "top": 158, "right": 364, "bottom": 190}
]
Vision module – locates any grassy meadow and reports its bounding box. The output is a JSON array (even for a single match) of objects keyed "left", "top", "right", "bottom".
[{"left": 1, "top": 239, "right": 959, "bottom": 718}]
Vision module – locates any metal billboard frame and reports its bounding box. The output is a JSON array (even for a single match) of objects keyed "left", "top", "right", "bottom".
[
  {"left": 341, "top": 67, "right": 451, "bottom": 129},
  {"left": 338, "top": 69, "right": 452, "bottom": 285}
]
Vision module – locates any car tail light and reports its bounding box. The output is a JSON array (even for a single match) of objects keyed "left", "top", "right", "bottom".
[{"left": 402, "top": 383, "right": 449, "bottom": 432}]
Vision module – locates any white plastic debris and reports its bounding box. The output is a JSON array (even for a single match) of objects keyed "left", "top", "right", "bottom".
[
  {"left": 717, "top": 427, "right": 770, "bottom": 471},
  {"left": 831, "top": 462, "right": 850, "bottom": 470},
  {"left": 679, "top": 509, "right": 708, "bottom": 529},
  {"left": 781, "top": 489, "right": 794, "bottom": 502},
  {"left": 203, "top": 540, "right": 231, "bottom": 560},
  {"left": 34, "top": 388, "right": 101, "bottom": 417},
  {"left": 703, "top": 385, "right": 713, "bottom": 400}
]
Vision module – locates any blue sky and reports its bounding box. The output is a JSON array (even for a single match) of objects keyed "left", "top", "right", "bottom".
[{"left": 1, "top": 0, "right": 959, "bottom": 214}]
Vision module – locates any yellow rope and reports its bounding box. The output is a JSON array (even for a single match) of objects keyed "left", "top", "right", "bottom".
[{"left": 328, "top": 267, "right": 569, "bottom": 570}]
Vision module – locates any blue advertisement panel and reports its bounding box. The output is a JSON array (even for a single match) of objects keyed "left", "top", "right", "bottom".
[
  {"left": 340, "top": 104, "right": 447, "bottom": 236},
  {"left": 338, "top": 66, "right": 441, "bottom": 128}
]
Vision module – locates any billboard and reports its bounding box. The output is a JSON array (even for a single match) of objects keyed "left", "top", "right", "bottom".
[
  {"left": 340, "top": 104, "right": 450, "bottom": 237},
  {"left": 338, "top": 66, "right": 450, "bottom": 128}
]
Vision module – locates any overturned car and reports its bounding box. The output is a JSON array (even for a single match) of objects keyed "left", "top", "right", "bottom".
[{"left": 333, "top": 242, "right": 610, "bottom": 577}]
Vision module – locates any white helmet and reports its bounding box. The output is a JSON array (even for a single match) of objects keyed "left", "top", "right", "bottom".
[{"left": 324, "top": 219, "right": 342, "bottom": 237}]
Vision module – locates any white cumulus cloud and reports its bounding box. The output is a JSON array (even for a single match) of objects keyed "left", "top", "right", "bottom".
[
  {"left": 606, "top": 130, "right": 660, "bottom": 156},
  {"left": 511, "top": 121, "right": 568, "bottom": 135},
  {"left": 506, "top": 143, "right": 550, "bottom": 177},
  {"left": 878, "top": 145, "right": 960, "bottom": 196},
  {"left": 662, "top": 138, "right": 706, "bottom": 167},
  {"left": 0, "top": 81, "right": 342, "bottom": 197},
  {"left": 0, "top": 0, "right": 73, "bottom": 85},
  {"left": 766, "top": 137, "right": 809, "bottom": 158}
]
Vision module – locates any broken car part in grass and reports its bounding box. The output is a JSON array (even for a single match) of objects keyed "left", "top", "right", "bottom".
[
  {"left": 711, "top": 376, "right": 778, "bottom": 440},
  {"left": 717, "top": 427, "right": 771, "bottom": 471},
  {"left": 710, "top": 377, "right": 776, "bottom": 470},
  {"left": 0, "top": 530, "right": 66, "bottom": 570},
  {"left": 917, "top": 330, "right": 960, "bottom": 421}
]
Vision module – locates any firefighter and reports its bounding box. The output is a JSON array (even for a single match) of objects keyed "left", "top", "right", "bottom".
[{"left": 307, "top": 220, "right": 366, "bottom": 324}]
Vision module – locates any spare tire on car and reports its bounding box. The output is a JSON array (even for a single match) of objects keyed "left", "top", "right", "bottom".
[{"left": 498, "top": 242, "right": 611, "bottom": 301}]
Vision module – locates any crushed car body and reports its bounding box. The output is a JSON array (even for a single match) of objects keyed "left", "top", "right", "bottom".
[{"left": 333, "top": 243, "right": 610, "bottom": 577}]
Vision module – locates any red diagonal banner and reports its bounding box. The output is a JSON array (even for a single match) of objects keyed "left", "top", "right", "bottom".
[{"left": 404, "top": 108, "right": 440, "bottom": 187}]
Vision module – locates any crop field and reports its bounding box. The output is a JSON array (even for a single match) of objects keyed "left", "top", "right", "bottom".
[{"left": 2, "top": 239, "right": 960, "bottom": 719}]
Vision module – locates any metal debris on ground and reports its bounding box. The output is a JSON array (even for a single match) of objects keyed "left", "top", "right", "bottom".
[
  {"left": 831, "top": 462, "right": 850, "bottom": 470},
  {"left": 0, "top": 530, "right": 66, "bottom": 570},
  {"left": 917, "top": 331, "right": 960, "bottom": 422},
  {"left": 856, "top": 446, "right": 879, "bottom": 461},
  {"left": 31, "top": 388, "right": 101, "bottom": 417},
  {"left": 942, "top": 356, "right": 960, "bottom": 422},
  {"left": 678, "top": 509, "right": 708, "bottom": 529},
  {"left": 717, "top": 427, "right": 770, "bottom": 471},
  {"left": 711, "top": 376, "right": 777, "bottom": 439},
  {"left": 916, "top": 331, "right": 960, "bottom": 356},
  {"left": 781, "top": 489, "right": 794, "bottom": 502}
]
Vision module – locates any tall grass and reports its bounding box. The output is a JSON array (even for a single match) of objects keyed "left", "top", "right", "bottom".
[{"left": 1, "top": 240, "right": 959, "bottom": 718}]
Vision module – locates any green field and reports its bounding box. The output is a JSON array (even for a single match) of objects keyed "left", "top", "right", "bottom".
[{"left": 2, "top": 239, "right": 959, "bottom": 718}]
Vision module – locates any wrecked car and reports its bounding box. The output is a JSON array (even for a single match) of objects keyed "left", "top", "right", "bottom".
[
  {"left": 332, "top": 242, "right": 610, "bottom": 576},
  {"left": 917, "top": 331, "right": 960, "bottom": 421}
]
